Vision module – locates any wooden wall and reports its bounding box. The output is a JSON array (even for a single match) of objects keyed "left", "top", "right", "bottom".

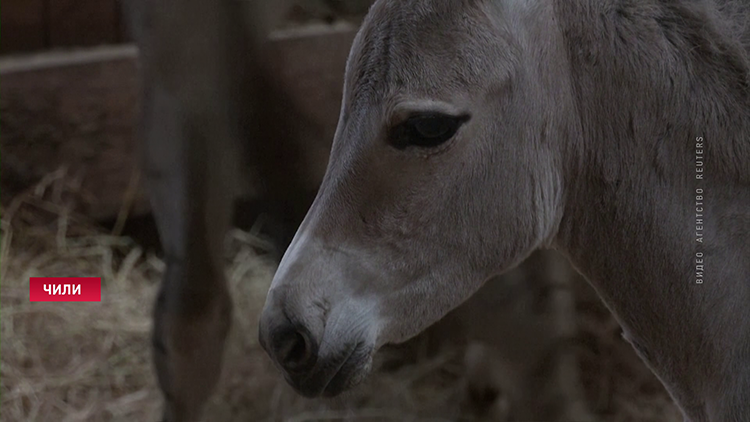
[
  {"left": 1, "top": 0, "right": 129, "bottom": 55},
  {"left": 0, "top": 24, "right": 357, "bottom": 220}
]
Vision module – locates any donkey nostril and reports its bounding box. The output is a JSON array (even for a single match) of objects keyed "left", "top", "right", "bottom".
[
  {"left": 283, "top": 332, "right": 307, "bottom": 364},
  {"left": 276, "top": 327, "right": 315, "bottom": 371}
]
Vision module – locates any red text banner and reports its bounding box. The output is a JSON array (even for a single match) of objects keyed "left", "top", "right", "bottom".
[{"left": 29, "top": 277, "right": 102, "bottom": 302}]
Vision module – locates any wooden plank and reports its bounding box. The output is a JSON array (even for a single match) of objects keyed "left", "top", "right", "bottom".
[
  {"left": 48, "top": 0, "right": 119, "bottom": 48},
  {"left": 0, "top": 0, "right": 46, "bottom": 54},
  {"left": 0, "top": 46, "right": 142, "bottom": 218},
  {"left": 267, "top": 23, "right": 358, "bottom": 189},
  {"left": 0, "top": 24, "right": 357, "bottom": 220}
]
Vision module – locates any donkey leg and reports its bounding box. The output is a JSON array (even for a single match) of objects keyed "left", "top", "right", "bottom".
[
  {"left": 152, "top": 254, "right": 232, "bottom": 422},
  {"left": 463, "top": 342, "right": 594, "bottom": 422},
  {"left": 516, "top": 250, "right": 596, "bottom": 422},
  {"left": 462, "top": 343, "right": 512, "bottom": 421},
  {"left": 455, "top": 250, "right": 596, "bottom": 421},
  {"left": 126, "top": 0, "right": 259, "bottom": 418},
  {"left": 151, "top": 254, "right": 232, "bottom": 422},
  {"left": 141, "top": 79, "right": 237, "bottom": 421}
]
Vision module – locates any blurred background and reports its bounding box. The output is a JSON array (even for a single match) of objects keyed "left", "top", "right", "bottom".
[{"left": 1, "top": 1, "right": 682, "bottom": 421}]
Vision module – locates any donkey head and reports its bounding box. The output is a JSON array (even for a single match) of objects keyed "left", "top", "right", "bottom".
[{"left": 259, "top": 0, "right": 576, "bottom": 398}]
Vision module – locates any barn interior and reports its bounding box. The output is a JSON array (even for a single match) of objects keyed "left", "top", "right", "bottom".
[{"left": 1, "top": 1, "right": 682, "bottom": 421}]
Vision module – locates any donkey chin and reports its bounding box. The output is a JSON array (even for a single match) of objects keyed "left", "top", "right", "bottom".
[{"left": 285, "top": 342, "right": 374, "bottom": 398}]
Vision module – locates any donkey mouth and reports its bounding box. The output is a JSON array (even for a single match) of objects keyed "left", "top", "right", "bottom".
[{"left": 288, "top": 342, "right": 371, "bottom": 398}]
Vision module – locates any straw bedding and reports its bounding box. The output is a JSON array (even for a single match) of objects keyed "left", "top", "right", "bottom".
[{"left": 0, "top": 174, "right": 684, "bottom": 422}]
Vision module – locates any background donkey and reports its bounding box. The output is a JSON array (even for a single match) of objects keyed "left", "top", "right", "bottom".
[
  {"left": 122, "top": 0, "right": 312, "bottom": 420},
  {"left": 124, "top": 0, "right": 601, "bottom": 420},
  {"left": 259, "top": 1, "right": 750, "bottom": 422}
]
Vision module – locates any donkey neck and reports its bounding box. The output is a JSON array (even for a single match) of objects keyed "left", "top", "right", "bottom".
[
  {"left": 551, "top": 0, "right": 750, "bottom": 403},
  {"left": 553, "top": 0, "right": 750, "bottom": 296}
]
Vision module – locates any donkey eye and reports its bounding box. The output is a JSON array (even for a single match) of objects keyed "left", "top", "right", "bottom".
[{"left": 390, "top": 113, "right": 470, "bottom": 149}]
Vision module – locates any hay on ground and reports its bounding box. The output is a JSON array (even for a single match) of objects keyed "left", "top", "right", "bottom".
[{"left": 1, "top": 175, "right": 682, "bottom": 421}]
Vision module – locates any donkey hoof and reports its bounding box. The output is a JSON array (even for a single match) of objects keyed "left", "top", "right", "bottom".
[{"left": 461, "top": 381, "right": 511, "bottom": 421}]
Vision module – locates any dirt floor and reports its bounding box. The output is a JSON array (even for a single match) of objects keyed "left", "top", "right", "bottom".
[{"left": 0, "top": 175, "right": 686, "bottom": 422}]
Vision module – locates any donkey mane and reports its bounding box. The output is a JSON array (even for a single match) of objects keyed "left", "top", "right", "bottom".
[{"left": 555, "top": 0, "right": 750, "bottom": 185}]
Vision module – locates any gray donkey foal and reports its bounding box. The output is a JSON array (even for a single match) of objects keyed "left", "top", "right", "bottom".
[{"left": 259, "top": 1, "right": 750, "bottom": 422}]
